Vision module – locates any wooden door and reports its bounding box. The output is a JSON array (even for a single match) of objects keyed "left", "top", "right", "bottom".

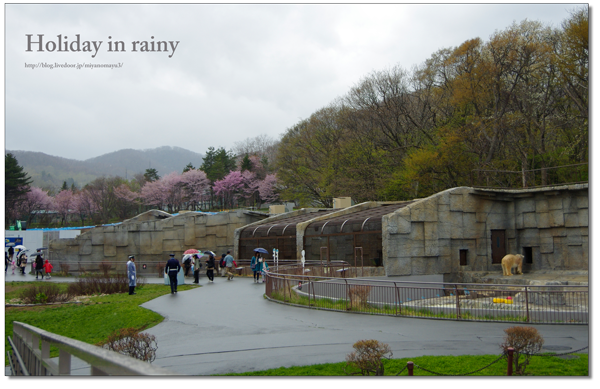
[{"left": 491, "top": 230, "right": 506, "bottom": 264}]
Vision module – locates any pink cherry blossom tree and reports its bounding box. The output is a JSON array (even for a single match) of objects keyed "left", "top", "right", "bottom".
[
  {"left": 140, "top": 172, "right": 185, "bottom": 213},
  {"left": 73, "top": 189, "right": 99, "bottom": 226},
  {"left": 258, "top": 174, "right": 279, "bottom": 205},
  {"left": 53, "top": 189, "right": 75, "bottom": 225},
  {"left": 180, "top": 169, "right": 211, "bottom": 210},
  {"left": 213, "top": 170, "right": 245, "bottom": 209},
  {"left": 241, "top": 170, "right": 260, "bottom": 207},
  {"left": 13, "top": 186, "right": 54, "bottom": 225},
  {"left": 114, "top": 183, "right": 140, "bottom": 219}
]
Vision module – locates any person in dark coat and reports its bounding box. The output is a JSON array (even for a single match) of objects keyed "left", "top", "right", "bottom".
[
  {"left": 219, "top": 253, "right": 227, "bottom": 277},
  {"left": 192, "top": 254, "right": 202, "bottom": 284},
  {"left": 165, "top": 254, "right": 181, "bottom": 294},
  {"left": 205, "top": 253, "right": 215, "bottom": 283},
  {"left": 127, "top": 255, "right": 137, "bottom": 295},
  {"left": 35, "top": 252, "right": 44, "bottom": 280}
]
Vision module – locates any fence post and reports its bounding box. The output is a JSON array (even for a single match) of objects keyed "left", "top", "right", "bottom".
[
  {"left": 394, "top": 282, "right": 400, "bottom": 315},
  {"left": 524, "top": 287, "right": 530, "bottom": 322},
  {"left": 407, "top": 361, "right": 414, "bottom": 376},
  {"left": 345, "top": 279, "right": 349, "bottom": 310},
  {"left": 507, "top": 347, "right": 514, "bottom": 376},
  {"left": 455, "top": 284, "right": 461, "bottom": 319}
]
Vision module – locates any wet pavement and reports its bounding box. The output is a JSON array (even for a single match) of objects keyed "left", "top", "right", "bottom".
[{"left": 5, "top": 271, "right": 590, "bottom": 376}]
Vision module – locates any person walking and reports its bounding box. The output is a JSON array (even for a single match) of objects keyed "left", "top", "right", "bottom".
[
  {"left": 205, "top": 252, "right": 215, "bottom": 283},
  {"left": 165, "top": 253, "right": 181, "bottom": 294},
  {"left": 19, "top": 253, "right": 27, "bottom": 275},
  {"left": 219, "top": 254, "right": 227, "bottom": 277},
  {"left": 43, "top": 258, "right": 53, "bottom": 279},
  {"left": 127, "top": 255, "right": 137, "bottom": 295},
  {"left": 224, "top": 251, "right": 237, "bottom": 281},
  {"left": 251, "top": 252, "right": 261, "bottom": 283},
  {"left": 5, "top": 251, "right": 9, "bottom": 275},
  {"left": 192, "top": 254, "right": 202, "bottom": 284},
  {"left": 257, "top": 257, "right": 270, "bottom": 283},
  {"left": 8, "top": 246, "right": 14, "bottom": 273},
  {"left": 35, "top": 251, "right": 44, "bottom": 280},
  {"left": 183, "top": 255, "right": 192, "bottom": 277},
  {"left": 10, "top": 250, "right": 16, "bottom": 275}
]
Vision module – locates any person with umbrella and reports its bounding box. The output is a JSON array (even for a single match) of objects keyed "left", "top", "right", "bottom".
[
  {"left": 192, "top": 254, "right": 203, "bottom": 284},
  {"left": 204, "top": 251, "right": 216, "bottom": 283},
  {"left": 251, "top": 249, "right": 263, "bottom": 283},
  {"left": 35, "top": 251, "right": 45, "bottom": 280},
  {"left": 165, "top": 253, "right": 181, "bottom": 294},
  {"left": 127, "top": 255, "right": 137, "bottom": 295},
  {"left": 18, "top": 252, "right": 28, "bottom": 275}
]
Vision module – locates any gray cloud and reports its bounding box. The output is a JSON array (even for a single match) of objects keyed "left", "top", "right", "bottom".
[{"left": 5, "top": 3, "right": 578, "bottom": 160}]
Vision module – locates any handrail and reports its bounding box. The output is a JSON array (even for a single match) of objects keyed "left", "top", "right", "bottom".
[
  {"left": 265, "top": 264, "right": 588, "bottom": 325},
  {"left": 10, "top": 322, "right": 175, "bottom": 376},
  {"left": 267, "top": 267, "right": 588, "bottom": 290}
]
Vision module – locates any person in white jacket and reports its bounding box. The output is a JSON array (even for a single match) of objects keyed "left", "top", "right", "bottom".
[{"left": 127, "top": 255, "right": 137, "bottom": 295}]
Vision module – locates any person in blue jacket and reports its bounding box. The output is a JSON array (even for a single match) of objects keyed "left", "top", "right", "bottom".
[
  {"left": 127, "top": 255, "right": 136, "bottom": 295},
  {"left": 251, "top": 252, "right": 261, "bottom": 283},
  {"left": 165, "top": 254, "right": 181, "bottom": 294}
]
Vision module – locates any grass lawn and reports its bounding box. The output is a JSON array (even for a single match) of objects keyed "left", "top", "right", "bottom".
[
  {"left": 5, "top": 281, "right": 199, "bottom": 366},
  {"left": 220, "top": 353, "right": 588, "bottom": 376}
]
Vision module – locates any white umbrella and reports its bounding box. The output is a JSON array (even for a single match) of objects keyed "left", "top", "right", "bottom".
[{"left": 14, "top": 245, "right": 27, "bottom": 251}]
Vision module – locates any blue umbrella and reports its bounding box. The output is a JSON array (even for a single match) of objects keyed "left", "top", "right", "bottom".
[{"left": 254, "top": 248, "right": 269, "bottom": 254}]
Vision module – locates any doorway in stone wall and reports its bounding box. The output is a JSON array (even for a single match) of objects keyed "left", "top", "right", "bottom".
[{"left": 491, "top": 230, "right": 506, "bottom": 264}]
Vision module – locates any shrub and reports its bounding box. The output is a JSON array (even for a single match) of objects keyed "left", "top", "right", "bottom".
[
  {"left": 99, "top": 261, "right": 113, "bottom": 276},
  {"left": 67, "top": 273, "right": 146, "bottom": 296},
  {"left": 156, "top": 262, "right": 166, "bottom": 278},
  {"left": 345, "top": 339, "right": 392, "bottom": 376},
  {"left": 59, "top": 262, "right": 70, "bottom": 276},
  {"left": 34, "top": 292, "right": 48, "bottom": 304},
  {"left": 347, "top": 285, "right": 371, "bottom": 310},
  {"left": 98, "top": 327, "right": 158, "bottom": 363},
  {"left": 19, "top": 284, "right": 73, "bottom": 304},
  {"left": 500, "top": 326, "right": 544, "bottom": 375}
]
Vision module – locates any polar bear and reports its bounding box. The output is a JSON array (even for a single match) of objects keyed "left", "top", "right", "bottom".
[{"left": 501, "top": 254, "right": 524, "bottom": 276}]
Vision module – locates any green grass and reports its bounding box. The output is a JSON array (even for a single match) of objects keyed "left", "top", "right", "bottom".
[
  {"left": 220, "top": 353, "right": 589, "bottom": 376},
  {"left": 5, "top": 282, "right": 199, "bottom": 366}
]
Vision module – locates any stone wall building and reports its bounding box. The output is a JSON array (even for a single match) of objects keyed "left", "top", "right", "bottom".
[
  {"left": 383, "top": 184, "right": 589, "bottom": 282},
  {"left": 49, "top": 209, "right": 268, "bottom": 263},
  {"left": 47, "top": 185, "right": 589, "bottom": 282}
]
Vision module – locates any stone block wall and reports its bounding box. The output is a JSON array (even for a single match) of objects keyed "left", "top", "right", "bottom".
[
  {"left": 383, "top": 185, "right": 588, "bottom": 277},
  {"left": 49, "top": 209, "right": 267, "bottom": 263}
]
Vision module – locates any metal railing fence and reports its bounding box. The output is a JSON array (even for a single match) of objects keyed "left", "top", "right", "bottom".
[
  {"left": 265, "top": 264, "right": 588, "bottom": 325},
  {"left": 470, "top": 163, "right": 588, "bottom": 189},
  {"left": 8, "top": 321, "right": 175, "bottom": 376}
]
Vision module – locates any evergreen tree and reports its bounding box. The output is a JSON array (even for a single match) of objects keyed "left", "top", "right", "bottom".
[
  {"left": 5, "top": 153, "right": 33, "bottom": 223},
  {"left": 144, "top": 168, "right": 160, "bottom": 182},
  {"left": 241, "top": 154, "right": 253, "bottom": 172},
  {"left": 183, "top": 163, "right": 195, "bottom": 173}
]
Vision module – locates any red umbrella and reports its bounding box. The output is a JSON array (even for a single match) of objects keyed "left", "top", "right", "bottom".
[{"left": 184, "top": 249, "right": 200, "bottom": 254}]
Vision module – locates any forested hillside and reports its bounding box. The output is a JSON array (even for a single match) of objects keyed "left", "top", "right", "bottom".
[
  {"left": 7, "top": 146, "right": 204, "bottom": 191},
  {"left": 275, "top": 10, "right": 588, "bottom": 207}
]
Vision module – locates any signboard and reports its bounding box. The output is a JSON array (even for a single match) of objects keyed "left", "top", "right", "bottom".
[{"left": 5, "top": 237, "right": 24, "bottom": 248}]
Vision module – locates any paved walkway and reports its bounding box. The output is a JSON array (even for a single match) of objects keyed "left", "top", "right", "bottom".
[{"left": 5, "top": 271, "right": 590, "bottom": 376}]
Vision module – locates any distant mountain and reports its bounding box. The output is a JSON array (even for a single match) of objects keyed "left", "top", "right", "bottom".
[{"left": 7, "top": 146, "right": 204, "bottom": 190}]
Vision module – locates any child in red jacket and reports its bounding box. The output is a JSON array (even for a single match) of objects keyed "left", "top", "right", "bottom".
[{"left": 43, "top": 259, "right": 54, "bottom": 279}]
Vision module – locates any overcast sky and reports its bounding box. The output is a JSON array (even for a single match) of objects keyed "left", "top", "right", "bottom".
[{"left": 4, "top": 3, "right": 584, "bottom": 161}]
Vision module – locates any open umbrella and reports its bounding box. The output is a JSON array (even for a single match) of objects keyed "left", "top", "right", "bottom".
[
  {"left": 184, "top": 249, "right": 200, "bottom": 254},
  {"left": 254, "top": 248, "right": 269, "bottom": 254},
  {"left": 14, "top": 245, "right": 27, "bottom": 252},
  {"left": 204, "top": 250, "right": 215, "bottom": 256}
]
